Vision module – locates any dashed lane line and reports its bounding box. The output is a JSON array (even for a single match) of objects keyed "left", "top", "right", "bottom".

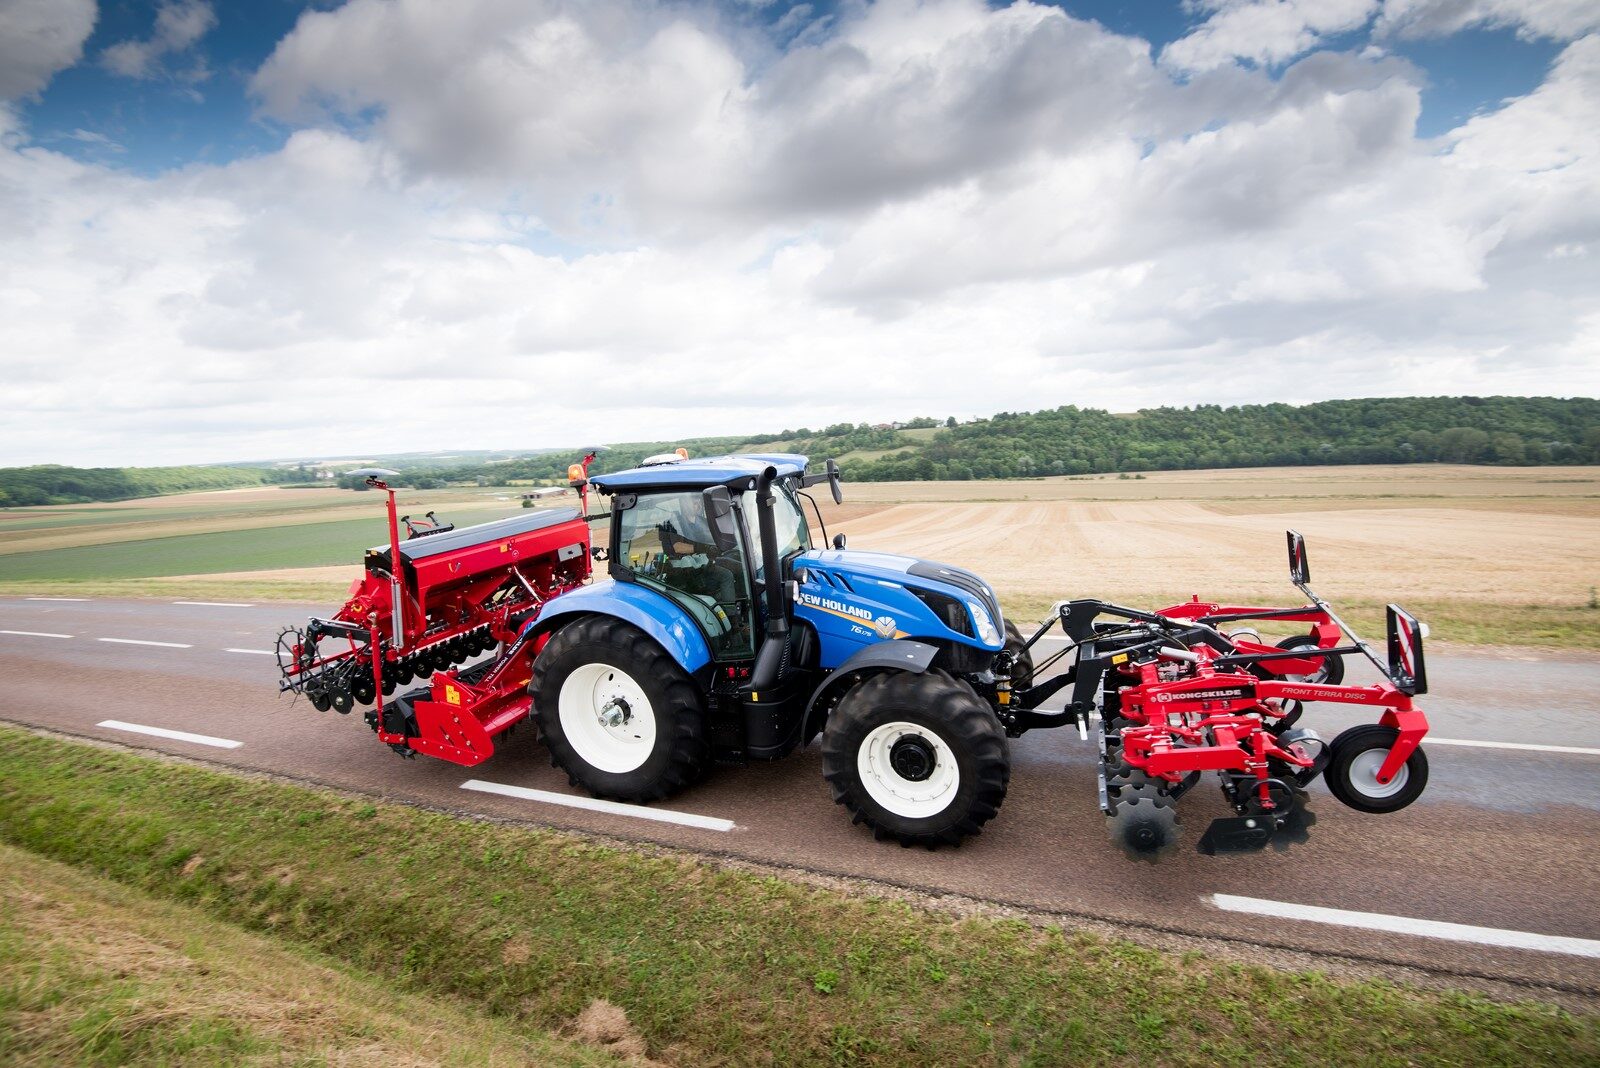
[
  {"left": 0, "top": 630, "right": 74, "bottom": 639},
  {"left": 173, "top": 601, "right": 255, "bottom": 608},
  {"left": 97, "top": 720, "right": 243, "bottom": 750},
  {"left": 97, "top": 638, "right": 193, "bottom": 649},
  {"left": 1210, "top": 894, "right": 1600, "bottom": 959},
  {"left": 225, "top": 648, "right": 275, "bottom": 656},
  {"left": 461, "top": 779, "right": 737, "bottom": 832},
  {"left": 24, "top": 596, "right": 90, "bottom": 602}
]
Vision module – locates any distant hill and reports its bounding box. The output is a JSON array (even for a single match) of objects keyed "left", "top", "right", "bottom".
[
  {"left": 0, "top": 465, "right": 299, "bottom": 507},
  {"left": 403, "top": 396, "right": 1600, "bottom": 484},
  {"left": 7, "top": 396, "right": 1597, "bottom": 504}
]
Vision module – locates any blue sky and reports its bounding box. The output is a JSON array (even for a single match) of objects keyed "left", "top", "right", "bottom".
[
  {"left": 1, "top": 0, "right": 1596, "bottom": 466},
  {"left": 18, "top": 2, "right": 1567, "bottom": 173}
]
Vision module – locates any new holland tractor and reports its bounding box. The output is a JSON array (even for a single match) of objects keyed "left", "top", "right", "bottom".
[
  {"left": 283, "top": 452, "right": 1432, "bottom": 858},
  {"left": 525, "top": 453, "right": 1017, "bottom": 847}
]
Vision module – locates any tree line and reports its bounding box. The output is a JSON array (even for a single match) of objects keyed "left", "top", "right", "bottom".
[
  {"left": 0, "top": 465, "right": 300, "bottom": 507},
  {"left": 6, "top": 397, "right": 1595, "bottom": 504},
  {"left": 839, "top": 396, "right": 1600, "bottom": 481}
]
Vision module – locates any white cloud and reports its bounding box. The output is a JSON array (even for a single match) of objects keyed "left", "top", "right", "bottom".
[
  {"left": 1162, "top": 0, "right": 1379, "bottom": 73},
  {"left": 0, "top": 0, "right": 96, "bottom": 100},
  {"left": 1376, "top": 0, "right": 1600, "bottom": 41},
  {"left": 101, "top": 0, "right": 214, "bottom": 80},
  {"left": 0, "top": 0, "right": 1597, "bottom": 466}
]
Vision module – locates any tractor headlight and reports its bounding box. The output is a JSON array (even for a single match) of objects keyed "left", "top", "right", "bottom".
[{"left": 967, "top": 600, "right": 1001, "bottom": 647}]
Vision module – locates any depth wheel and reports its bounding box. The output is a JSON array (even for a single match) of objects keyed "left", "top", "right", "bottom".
[
  {"left": 1274, "top": 634, "right": 1344, "bottom": 685},
  {"left": 1002, "top": 620, "right": 1035, "bottom": 692},
  {"left": 822, "top": 670, "right": 1010, "bottom": 848},
  {"left": 531, "top": 617, "right": 709, "bottom": 803},
  {"left": 1324, "top": 724, "right": 1428, "bottom": 813}
]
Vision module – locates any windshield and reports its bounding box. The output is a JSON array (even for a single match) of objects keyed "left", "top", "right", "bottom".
[{"left": 741, "top": 483, "right": 811, "bottom": 580}]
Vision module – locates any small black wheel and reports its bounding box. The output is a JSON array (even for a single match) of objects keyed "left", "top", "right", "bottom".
[
  {"left": 1002, "top": 620, "right": 1035, "bottom": 692},
  {"left": 821, "top": 670, "right": 1010, "bottom": 848},
  {"left": 531, "top": 617, "right": 710, "bottom": 803},
  {"left": 1274, "top": 634, "right": 1345, "bottom": 685},
  {"left": 1324, "top": 724, "right": 1428, "bottom": 813}
]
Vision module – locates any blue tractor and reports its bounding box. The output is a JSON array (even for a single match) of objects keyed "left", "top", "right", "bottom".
[{"left": 523, "top": 453, "right": 1033, "bottom": 847}]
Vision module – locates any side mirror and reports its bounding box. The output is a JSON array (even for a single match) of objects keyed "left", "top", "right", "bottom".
[
  {"left": 832, "top": 533, "right": 846, "bottom": 550},
  {"left": 702, "top": 485, "right": 739, "bottom": 553},
  {"left": 826, "top": 458, "right": 843, "bottom": 505},
  {"left": 1286, "top": 529, "right": 1310, "bottom": 585}
]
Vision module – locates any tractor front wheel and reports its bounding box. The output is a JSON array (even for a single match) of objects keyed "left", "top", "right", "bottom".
[
  {"left": 821, "top": 670, "right": 1010, "bottom": 847},
  {"left": 1003, "top": 619, "right": 1035, "bottom": 692},
  {"left": 532, "top": 617, "right": 710, "bottom": 803}
]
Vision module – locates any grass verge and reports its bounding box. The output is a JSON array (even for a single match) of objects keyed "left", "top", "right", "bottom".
[
  {"left": 1, "top": 727, "right": 1596, "bottom": 1066},
  {"left": 1000, "top": 594, "right": 1600, "bottom": 652},
  {"left": 0, "top": 844, "right": 618, "bottom": 1067}
]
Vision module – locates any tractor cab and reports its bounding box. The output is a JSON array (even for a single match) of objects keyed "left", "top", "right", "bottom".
[{"left": 593, "top": 455, "right": 815, "bottom": 663}]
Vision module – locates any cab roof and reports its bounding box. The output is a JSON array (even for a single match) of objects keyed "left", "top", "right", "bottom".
[{"left": 589, "top": 454, "right": 809, "bottom": 492}]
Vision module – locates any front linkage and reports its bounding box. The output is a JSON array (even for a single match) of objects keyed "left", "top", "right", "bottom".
[{"left": 994, "top": 531, "right": 1431, "bottom": 861}]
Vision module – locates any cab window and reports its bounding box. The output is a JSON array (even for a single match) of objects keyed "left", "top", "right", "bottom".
[{"left": 614, "top": 491, "right": 756, "bottom": 660}]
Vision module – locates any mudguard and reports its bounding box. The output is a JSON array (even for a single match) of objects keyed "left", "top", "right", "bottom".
[
  {"left": 800, "top": 639, "right": 940, "bottom": 739},
  {"left": 530, "top": 580, "right": 713, "bottom": 675}
]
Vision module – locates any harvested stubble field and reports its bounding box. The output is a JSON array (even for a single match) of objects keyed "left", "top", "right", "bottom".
[{"left": 1, "top": 465, "right": 1595, "bottom": 648}]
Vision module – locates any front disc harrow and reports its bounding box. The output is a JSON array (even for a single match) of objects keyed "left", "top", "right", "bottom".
[{"left": 1106, "top": 783, "right": 1181, "bottom": 862}]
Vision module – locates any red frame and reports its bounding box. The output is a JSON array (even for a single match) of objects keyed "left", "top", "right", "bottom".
[{"left": 1114, "top": 643, "right": 1430, "bottom": 810}]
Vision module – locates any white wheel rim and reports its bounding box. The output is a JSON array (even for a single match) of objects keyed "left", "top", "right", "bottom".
[
  {"left": 558, "top": 662, "right": 657, "bottom": 774},
  {"left": 1347, "top": 748, "right": 1408, "bottom": 799},
  {"left": 857, "top": 721, "right": 960, "bottom": 819}
]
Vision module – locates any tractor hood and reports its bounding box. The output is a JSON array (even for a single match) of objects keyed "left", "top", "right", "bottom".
[{"left": 792, "top": 548, "right": 1006, "bottom": 666}]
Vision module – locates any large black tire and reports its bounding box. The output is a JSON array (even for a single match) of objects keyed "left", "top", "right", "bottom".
[
  {"left": 1324, "top": 724, "right": 1428, "bottom": 814},
  {"left": 1274, "top": 633, "right": 1345, "bottom": 685},
  {"left": 821, "top": 670, "right": 1010, "bottom": 847},
  {"left": 1003, "top": 619, "right": 1035, "bottom": 692},
  {"left": 531, "top": 617, "right": 710, "bottom": 803}
]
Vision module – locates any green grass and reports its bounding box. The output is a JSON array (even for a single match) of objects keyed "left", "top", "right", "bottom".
[
  {"left": 0, "top": 727, "right": 1595, "bottom": 1067},
  {"left": 0, "top": 844, "right": 618, "bottom": 1066},
  {"left": 0, "top": 506, "right": 522, "bottom": 581},
  {"left": 999, "top": 595, "right": 1600, "bottom": 652}
]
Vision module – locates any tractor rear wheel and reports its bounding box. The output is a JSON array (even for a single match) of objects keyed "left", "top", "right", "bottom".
[
  {"left": 532, "top": 617, "right": 710, "bottom": 803},
  {"left": 821, "top": 669, "right": 1010, "bottom": 848},
  {"left": 1003, "top": 620, "right": 1035, "bottom": 692}
]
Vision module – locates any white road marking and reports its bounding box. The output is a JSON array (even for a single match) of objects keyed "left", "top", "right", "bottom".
[
  {"left": 97, "top": 720, "right": 243, "bottom": 750},
  {"left": 461, "top": 779, "right": 737, "bottom": 832},
  {"left": 173, "top": 601, "right": 254, "bottom": 608},
  {"left": 1427, "top": 737, "right": 1600, "bottom": 757},
  {"left": 25, "top": 596, "right": 89, "bottom": 601},
  {"left": 1210, "top": 894, "right": 1600, "bottom": 959},
  {"left": 1, "top": 629, "right": 74, "bottom": 639},
  {"left": 225, "top": 648, "right": 275, "bottom": 656},
  {"left": 97, "top": 638, "right": 192, "bottom": 649}
]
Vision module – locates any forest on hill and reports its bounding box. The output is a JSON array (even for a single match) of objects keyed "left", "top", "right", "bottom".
[
  {"left": 0, "top": 465, "right": 297, "bottom": 507},
  {"left": 6, "top": 396, "right": 1596, "bottom": 504},
  {"left": 402, "top": 395, "right": 1600, "bottom": 485}
]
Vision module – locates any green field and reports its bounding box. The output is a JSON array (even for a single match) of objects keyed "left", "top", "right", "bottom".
[
  {"left": 0, "top": 505, "right": 524, "bottom": 582},
  {"left": 1, "top": 728, "right": 1594, "bottom": 1067}
]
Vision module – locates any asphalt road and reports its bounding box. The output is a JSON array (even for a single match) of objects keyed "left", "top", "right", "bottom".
[{"left": 3, "top": 595, "right": 1599, "bottom": 1000}]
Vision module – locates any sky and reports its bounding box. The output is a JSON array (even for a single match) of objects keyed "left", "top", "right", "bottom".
[{"left": 1, "top": 0, "right": 1597, "bottom": 467}]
